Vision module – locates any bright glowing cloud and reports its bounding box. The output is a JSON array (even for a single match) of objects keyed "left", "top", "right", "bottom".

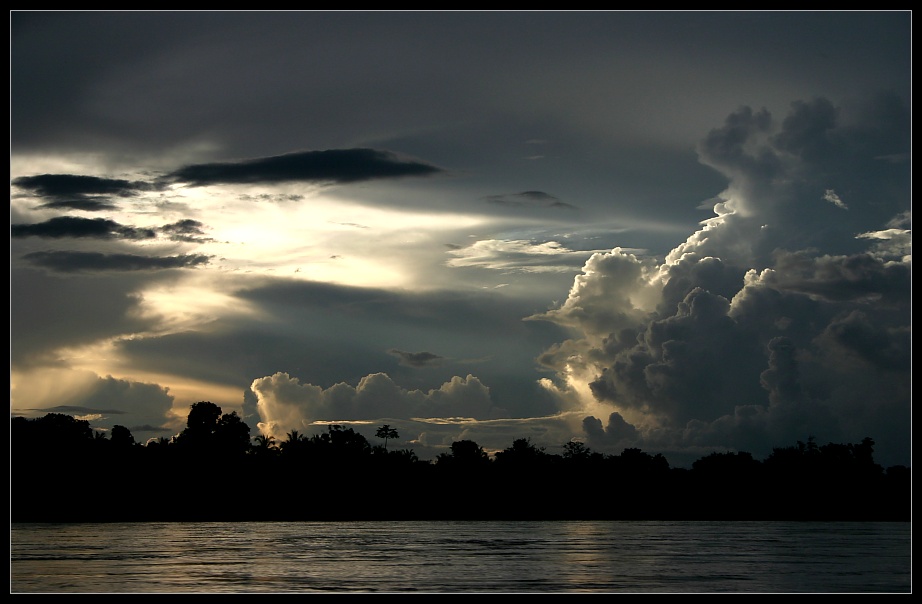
[{"left": 250, "top": 371, "right": 499, "bottom": 440}]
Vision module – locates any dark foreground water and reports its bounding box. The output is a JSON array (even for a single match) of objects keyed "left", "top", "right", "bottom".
[{"left": 10, "top": 520, "right": 911, "bottom": 593}]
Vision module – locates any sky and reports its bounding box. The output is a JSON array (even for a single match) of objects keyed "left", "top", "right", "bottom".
[{"left": 10, "top": 11, "right": 912, "bottom": 468}]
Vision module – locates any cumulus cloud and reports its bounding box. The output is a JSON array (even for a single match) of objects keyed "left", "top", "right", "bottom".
[
  {"left": 530, "top": 96, "right": 911, "bottom": 467},
  {"left": 582, "top": 412, "right": 640, "bottom": 451},
  {"left": 528, "top": 247, "right": 662, "bottom": 336},
  {"left": 164, "top": 148, "right": 443, "bottom": 187},
  {"left": 250, "top": 371, "right": 498, "bottom": 439}
]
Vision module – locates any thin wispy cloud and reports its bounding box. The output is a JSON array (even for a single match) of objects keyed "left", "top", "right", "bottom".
[
  {"left": 483, "top": 191, "right": 577, "bottom": 210},
  {"left": 387, "top": 349, "right": 446, "bottom": 368},
  {"left": 446, "top": 239, "right": 613, "bottom": 273},
  {"left": 823, "top": 189, "right": 847, "bottom": 209}
]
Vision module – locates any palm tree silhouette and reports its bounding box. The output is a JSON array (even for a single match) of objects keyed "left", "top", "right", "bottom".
[
  {"left": 253, "top": 433, "right": 277, "bottom": 455},
  {"left": 375, "top": 425, "right": 399, "bottom": 451}
]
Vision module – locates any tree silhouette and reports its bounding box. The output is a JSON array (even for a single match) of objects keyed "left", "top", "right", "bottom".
[
  {"left": 110, "top": 425, "right": 136, "bottom": 447},
  {"left": 321, "top": 425, "right": 371, "bottom": 461},
  {"left": 281, "top": 430, "right": 306, "bottom": 457},
  {"left": 493, "top": 437, "right": 549, "bottom": 469},
  {"left": 561, "top": 439, "right": 591, "bottom": 461},
  {"left": 252, "top": 433, "right": 277, "bottom": 455},
  {"left": 8, "top": 409, "right": 911, "bottom": 522},
  {"left": 214, "top": 411, "right": 251, "bottom": 456},
  {"left": 375, "top": 424, "right": 399, "bottom": 451},
  {"left": 185, "top": 401, "right": 222, "bottom": 435},
  {"left": 437, "top": 439, "right": 490, "bottom": 468},
  {"left": 172, "top": 402, "right": 251, "bottom": 457}
]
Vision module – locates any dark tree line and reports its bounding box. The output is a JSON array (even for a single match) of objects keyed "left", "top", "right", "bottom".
[{"left": 10, "top": 403, "right": 911, "bottom": 522}]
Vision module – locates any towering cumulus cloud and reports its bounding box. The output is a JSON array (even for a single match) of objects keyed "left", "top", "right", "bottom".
[{"left": 531, "top": 96, "right": 911, "bottom": 465}]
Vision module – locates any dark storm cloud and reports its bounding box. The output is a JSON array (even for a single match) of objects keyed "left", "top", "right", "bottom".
[
  {"left": 818, "top": 310, "right": 911, "bottom": 372},
  {"left": 762, "top": 250, "right": 912, "bottom": 306},
  {"left": 12, "top": 173, "right": 158, "bottom": 212},
  {"left": 483, "top": 191, "right": 577, "bottom": 210},
  {"left": 23, "top": 251, "right": 212, "bottom": 273},
  {"left": 533, "top": 96, "right": 911, "bottom": 467},
  {"left": 692, "top": 94, "right": 911, "bottom": 263},
  {"left": 582, "top": 412, "right": 640, "bottom": 450},
  {"left": 35, "top": 198, "right": 120, "bottom": 211},
  {"left": 9, "top": 265, "right": 191, "bottom": 372},
  {"left": 11, "top": 173, "right": 156, "bottom": 198},
  {"left": 159, "top": 219, "right": 213, "bottom": 242},
  {"left": 164, "top": 149, "right": 443, "bottom": 187},
  {"left": 11, "top": 216, "right": 157, "bottom": 240},
  {"left": 387, "top": 349, "right": 446, "bottom": 368},
  {"left": 587, "top": 287, "right": 770, "bottom": 424},
  {"left": 11, "top": 11, "right": 909, "bottom": 168}
]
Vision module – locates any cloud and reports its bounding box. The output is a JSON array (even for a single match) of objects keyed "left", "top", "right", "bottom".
[
  {"left": 98, "top": 274, "right": 567, "bottom": 426},
  {"left": 11, "top": 372, "right": 175, "bottom": 438},
  {"left": 685, "top": 94, "right": 910, "bottom": 264},
  {"left": 528, "top": 247, "right": 662, "bottom": 336},
  {"left": 446, "top": 239, "right": 612, "bottom": 274},
  {"left": 750, "top": 249, "right": 911, "bottom": 305},
  {"left": 330, "top": 221, "right": 371, "bottom": 230},
  {"left": 582, "top": 412, "right": 640, "bottom": 451},
  {"left": 11, "top": 173, "right": 157, "bottom": 211},
  {"left": 483, "top": 190, "right": 577, "bottom": 210},
  {"left": 25, "top": 405, "right": 125, "bottom": 419},
  {"left": 250, "top": 371, "right": 498, "bottom": 439},
  {"left": 531, "top": 96, "right": 910, "bottom": 467},
  {"left": 22, "top": 251, "right": 212, "bottom": 273},
  {"left": 158, "top": 219, "right": 213, "bottom": 242},
  {"left": 387, "top": 349, "right": 446, "bottom": 368},
  {"left": 11, "top": 216, "right": 157, "bottom": 240},
  {"left": 855, "top": 211, "right": 911, "bottom": 260},
  {"left": 164, "top": 148, "right": 443, "bottom": 187},
  {"left": 35, "top": 199, "right": 121, "bottom": 212},
  {"left": 238, "top": 193, "right": 306, "bottom": 203},
  {"left": 823, "top": 189, "right": 847, "bottom": 209}
]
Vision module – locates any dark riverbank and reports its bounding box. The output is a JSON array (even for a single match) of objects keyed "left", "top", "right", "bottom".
[
  {"left": 12, "top": 448, "right": 910, "bottom": 523},
  {"left": 12, "top": 412, "right": 910, "bottom": 523}
]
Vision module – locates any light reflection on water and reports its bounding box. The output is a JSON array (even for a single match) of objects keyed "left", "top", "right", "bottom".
[{"left": 11, "top": 520, "right": 911, "bottom": 593}]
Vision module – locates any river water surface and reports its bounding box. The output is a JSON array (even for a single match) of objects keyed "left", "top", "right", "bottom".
[{"left": 10, "top": 520, "right": 911, "bottom": 593}]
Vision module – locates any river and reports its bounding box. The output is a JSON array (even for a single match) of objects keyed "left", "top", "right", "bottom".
[{"left": 11, "top": 520, "right": 911, "bottom": 593}]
